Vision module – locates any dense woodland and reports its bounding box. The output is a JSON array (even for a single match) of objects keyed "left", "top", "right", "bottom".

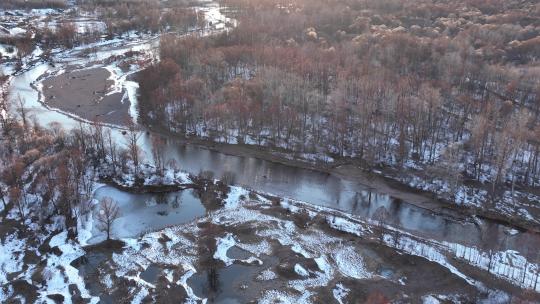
[{"left": 137, "top": 0, "right": 540, "bottom": 200}]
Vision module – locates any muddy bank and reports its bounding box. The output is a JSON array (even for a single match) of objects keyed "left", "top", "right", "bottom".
[
  {"left": 41, "top": 67, "right": 131, "bottom": 124},
  {"left": 80, "top": 184, "right": 533, "bottom": 303}
]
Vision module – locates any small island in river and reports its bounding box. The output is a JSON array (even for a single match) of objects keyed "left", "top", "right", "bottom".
[{"left": 42, "top": 67, "right": 131, "bottom": 125}]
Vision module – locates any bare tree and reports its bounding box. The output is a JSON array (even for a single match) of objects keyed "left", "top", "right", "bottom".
[
  {"left": 125, "top": 122, "right": 141, "bottom": 176},
  {"left": 55, "top": 22, "right": 77, "bottom": 48},
  {"left": 0, "top": 186, "right": 8, "bottom": 210},
  {"left": 372, "top": 205, "right": 393, "bottom": 245},
  {"left": 429, "top": 142, "right": 463, "bottom": 196},
  {"left": 151, "top": 136, "right": 166, "bottom": 176},
  {"left": 0, "top": 79, "right": 14, "bottom": 137},
  {"left": 75, "top": 198, "right": 94, "bottom": 223},
  {"left": 9, "top": 186, "right": 25, "bottom": 221},
  {"left": 106, "top": 129, "right": 118, "bottom": 174},
  {"left": 16, "top": 95, "right": 29, "bottom": 133},
  {"left": 97, "top": 196, "right": 119, "bottom": 241}
]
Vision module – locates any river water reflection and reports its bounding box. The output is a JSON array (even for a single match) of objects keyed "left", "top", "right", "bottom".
[
  {"left": 141, "top": 136, "right": 532, "bottom": 254},
  {"left": 89, "top": 187, "right": 205, "bottom": 243},
  {"left": 3, "top": 0, "right": 536, "bottom": 260}
]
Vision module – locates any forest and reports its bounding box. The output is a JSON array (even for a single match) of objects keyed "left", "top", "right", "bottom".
[
  {"left": 0, "top": 0, "right": 68, "bottom": 9},
  {"left": 137, "top": 0, "right": 540, "bottom": 205},
  {"left": 2, "top": 0, "right": 540, "bottom": 302}
]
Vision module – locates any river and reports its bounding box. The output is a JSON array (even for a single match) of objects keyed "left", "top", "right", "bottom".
[{"left": 2, "top": 0, "right": 537, "bottom": 263}]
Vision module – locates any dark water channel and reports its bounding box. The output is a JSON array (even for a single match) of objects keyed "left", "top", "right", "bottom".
[{"left": 142, "top": 136, "right": 532, "bottom": 255}]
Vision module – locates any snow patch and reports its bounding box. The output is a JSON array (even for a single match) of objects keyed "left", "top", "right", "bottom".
[
  {"left": 257, "top": 269, "right": 277, "bottom": 281},
  {"left": 334, "top": 246, "right": 371, "bottom": 279},
  {"left": 294, "top": 264, "right": 309, "bottom": 277},
  {"left": 327, "top": 216, "right": 365, "bottom": 236},
  {"left": 259, "top": 289, "right": 312, "bottom": 304},
  {"left": 213, "top": 233, "right": 236, "bottom": 266},
  {"left": 333, "top": 283, "right": 350, "bottom": 304},
  {"left": 224, "top": 186, "right": 249, "bottom": 209}
]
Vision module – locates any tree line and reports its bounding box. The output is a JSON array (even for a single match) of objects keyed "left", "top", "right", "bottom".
[{"left": 136, "top": 0, "right": 540, "bottom": 199}]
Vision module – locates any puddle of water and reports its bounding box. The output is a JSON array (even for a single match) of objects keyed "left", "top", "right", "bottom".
[
  {"left": 378, "top": 267, "right": 394, "bottom": 279},
  {"left": 89, "top": 187, "right": 206, "bottom": 243},
  {"left": 188, "top": 252, "right": 279, "bottom": 303},
  {"left": 188, "top": 264, "right": 257, "bottom": 304},
  {"left": 72, "top": 251, "right": 114, "bottom": 303},
  {"left": 226, "top": 247, "right": 252, "bottom": 260},
  {"left": 141, "top": 264, "right": 163, "bottom": 285}
]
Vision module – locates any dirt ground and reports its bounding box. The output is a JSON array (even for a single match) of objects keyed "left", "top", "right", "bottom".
[
  {"left": 78, "top": 188, "right": 516, "bottom": 303},
  {"left": 41, "top": 67, "right": 131, "bottom": 125}
]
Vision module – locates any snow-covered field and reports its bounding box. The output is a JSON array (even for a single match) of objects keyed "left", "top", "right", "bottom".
[
  {"left": 1, "top": 165, "right": 539, "bottom": 303},
  {"left": 96, "top": 184, "right": 531, "bottom": 302}
]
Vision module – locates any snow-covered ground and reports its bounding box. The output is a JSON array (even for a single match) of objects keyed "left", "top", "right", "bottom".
[
  {"left": 1, "top": 170, "right": 538, "bottom": 302},
  {"left": 0, "top": 220, "right": 100, "bottom": 303},
  {"left": 64, "top": 181, "right": 533, "bottom": 302},
  {"left": 1, "top": 1, "right": 539, "bottom": 303}
]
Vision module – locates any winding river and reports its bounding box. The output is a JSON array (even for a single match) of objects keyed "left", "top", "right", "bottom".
[{"left": 2, "top": 0, "right": 538, "bottom": 264}]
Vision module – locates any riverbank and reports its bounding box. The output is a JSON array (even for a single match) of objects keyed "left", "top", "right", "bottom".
[
  {"left": 24, "top": 58, "right": 540, "bottom": 235},
  {"left": 30, "top": 63, "right": 478, "bottom": 228},
  {"left": 141, "top": 121, "right": 540, "bottom": 234},
  {"left": 77, "top": 179, "right": 540, "bottom": 302},
  {"left": 1, "top": 165, "right": 536, "bottom": 303}
]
